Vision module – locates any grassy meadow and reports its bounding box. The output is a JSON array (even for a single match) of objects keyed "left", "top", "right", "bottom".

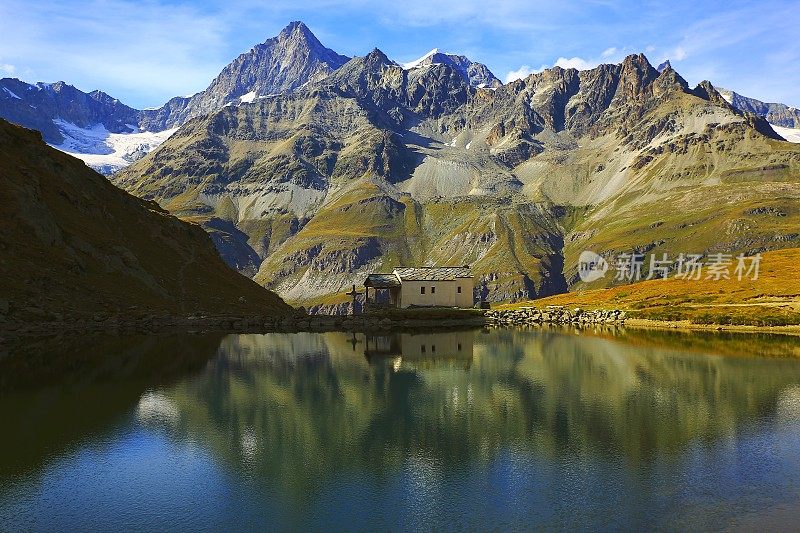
[{"left": 499, "top": 248, "right": 800, "bottom": 327}]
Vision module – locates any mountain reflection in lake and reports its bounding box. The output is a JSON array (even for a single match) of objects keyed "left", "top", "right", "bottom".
[{"left": 2, "top": 328, "right": 800, "bottom": 531}]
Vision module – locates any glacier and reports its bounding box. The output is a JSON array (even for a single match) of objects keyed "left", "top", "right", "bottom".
[
  {"left": 49, "top": 119, "right": 177, "bottom": 175},
  {"left": 771, "top": 124, "right": 800, "bottom": 143}
]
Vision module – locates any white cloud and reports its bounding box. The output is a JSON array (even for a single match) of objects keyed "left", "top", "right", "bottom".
[
  {"left": 654, "top": 45, "right": 688, "bottom": 67},
  {"left": 506, "top": 47, "right": 629, "bottom": 82},
  {"left": 505, "top": 57, "right": 596, "bottom": 82},
  {"left": 556, "top": 46, "right": 630, "bottom": 70},
  {"left": 0, "top": 63, "right": 15, "bottom": 74},
  {"left": 666, "top": 46, "right": 687, "bottom": 61},
  {"left": 553, "top": 56, "right": 596, "bottom": 70},
  {"left": 601, "top": 47, "right": 617, "bottom": 58},
  {"left": 505, "top": 65, "right": 536, "bottom": 83}
]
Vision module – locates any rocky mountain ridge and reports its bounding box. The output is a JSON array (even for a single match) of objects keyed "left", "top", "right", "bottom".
[
  {"left": 3, "top": 21, "right": 798, "bottom": 178},
  {"left": 114, "top": 45, "right": 800, "bottom": 311},
  {"left": 716, "top": 87, "right": 800, "bottom": 129},
  {"left": 4, "top": 22, "right": 800, "bottom": 313},
  {"left": 0, "top": 78, "right": 141, "bottom": 145}
]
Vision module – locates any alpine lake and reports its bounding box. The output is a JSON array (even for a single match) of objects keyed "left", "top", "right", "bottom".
[{"left": 2, "top": 326, "right": 800, "bottom": 531}]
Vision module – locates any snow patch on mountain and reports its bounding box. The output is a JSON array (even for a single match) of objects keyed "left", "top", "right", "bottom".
[
  {"left": 239, "top": 91, "right": 257, "bottom": 103},
  {"left": 49, "top": 119, "right": 177, "bottom": 175},
  {"left": 402, "top": 49, "right": 441, "bottom": 69},
  {"left": 771, "top": 124, "right": 800, "bottom": 143},
  {"left": 2, "top": 87, "right": 21, "bottom": 99}
]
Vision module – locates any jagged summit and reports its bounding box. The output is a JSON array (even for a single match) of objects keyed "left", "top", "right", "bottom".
[
  {"left": 657, "top": 60, "right": 672, "bottom": 72},
  {"left": 279, "top": 20, "right": 312, "bottom": 36},
  {"left": 619, "top": 52, "right": 658, "bottom": 72},
  {"left": 137, "top": 21, "right": 350, "bottom": 130},
  {"left": 325, "top": 48, "right": 396, "bottom": 89},
  {"left": 366, "top": 48, "right": 393, "bottom": 62},
  {"left": 269, "top": 20, "right": 346, "bottom": 63},
  {"left": 654, "top": 63, "right": 690, "bottom": 93}
]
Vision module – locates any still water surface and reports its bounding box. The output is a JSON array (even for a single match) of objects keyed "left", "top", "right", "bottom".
[{"left": 2, "top": 328, "right": 800, "bottom": 531}]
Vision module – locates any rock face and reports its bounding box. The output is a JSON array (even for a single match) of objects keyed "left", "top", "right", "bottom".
[
  {"left": 115, "top": 45, "right": 800, "bottom": 312},
  {"left": 0, "top": 118, "right": 292, "bottom": 330}
]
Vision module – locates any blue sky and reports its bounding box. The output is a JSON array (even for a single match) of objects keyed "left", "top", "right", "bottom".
[{"left": 1, "top": 0, "right": 798, "bottom": 109}]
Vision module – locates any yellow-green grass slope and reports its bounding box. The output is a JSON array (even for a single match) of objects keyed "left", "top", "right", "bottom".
[
  {"left": 558, "top": 98, "right": 800, "bottom": 287},
  {"left": 499, "top": 248, "right": 800, "bottom": 326}
]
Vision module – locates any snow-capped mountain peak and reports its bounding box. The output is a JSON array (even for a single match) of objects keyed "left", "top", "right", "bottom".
[
  {"left": 0, "top": 21, "right": 353, "bottom": 175},
  {"left": 402, "top": 48, "right": 442, "bottom": 69},
  {"left": 401, "top": 49, "right": 501, "bottom": 88}
]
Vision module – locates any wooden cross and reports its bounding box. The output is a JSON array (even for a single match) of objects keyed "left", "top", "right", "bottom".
[{"left": 345, "top": 284, "right": 363, "bottom": 315}]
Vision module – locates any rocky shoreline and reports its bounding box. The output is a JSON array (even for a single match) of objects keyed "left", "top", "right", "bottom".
[
  {"left": 485, "top": 306, "right": 627, "bottom": 327},
  {"left": 0, "top": 306, "right": 627, "bottom": 340}
]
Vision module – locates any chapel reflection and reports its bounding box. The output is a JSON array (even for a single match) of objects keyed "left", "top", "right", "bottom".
[{"left": 363, "top": 331, "right": 475, "bottom": 370}]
